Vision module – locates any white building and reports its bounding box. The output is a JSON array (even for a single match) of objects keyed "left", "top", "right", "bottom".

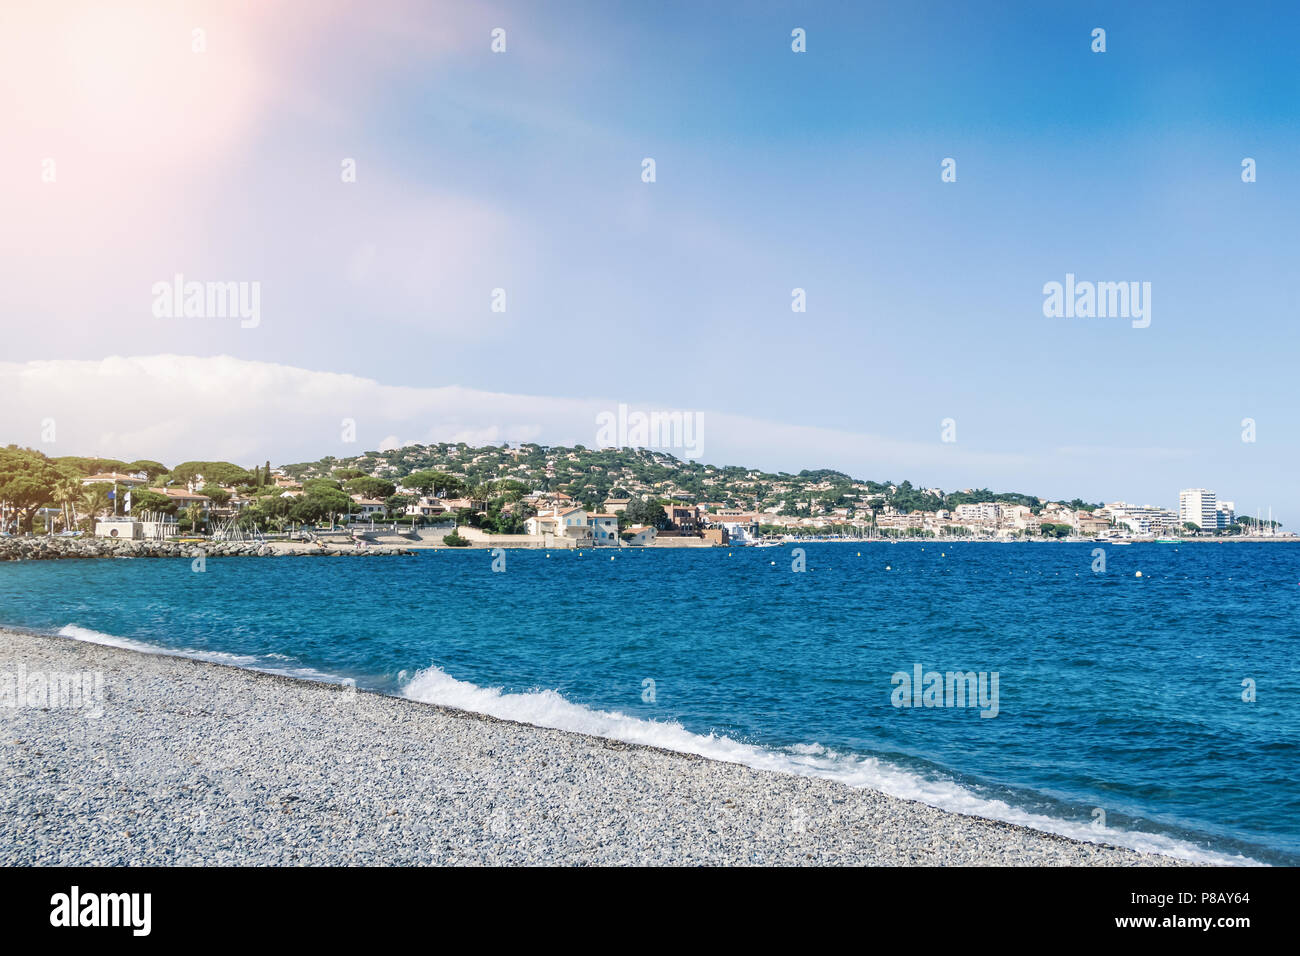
[
  {"left": 622, "top": 525, "right": 657, "bottom": 546},
  {"left": 1216, "top": 500, "right": 1235, "bottom": 529},
  {"left": 554, "top": 507, "right": 587, "bottom": 532},
  {"left": 1109, "top": 502, "right": 1180, "bottom": 536},
  {"left": 587, "top": 513, "right": 620, "bottom": 545},
  {"left": 525, "top": 507, "right": 591, "bottom": 542},
  {"left": 1038, "top": 503, "right": 1078, "bottom": 530},
  {"left": 94, "top": 519, "right": 141, "bottom": 539},
  {"left": 997, "top": 504, "right": 1033, "bottom": 528},
  {"left": 524, "top": 512, "right": 560, "bottom": 536},
  {"left": 954, "top": 502, "right": 1001, "bottom": 527},
  {"left": 715, "top": 515, "right": 760, "bottom": 544},
  {"left": 1179, "top": 489, "right": 1218, "bottom": 530}
]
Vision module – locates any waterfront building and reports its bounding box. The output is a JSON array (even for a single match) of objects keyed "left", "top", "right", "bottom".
[{"left": 1178, "top": 489, "right": 1218, "bottom": 529}]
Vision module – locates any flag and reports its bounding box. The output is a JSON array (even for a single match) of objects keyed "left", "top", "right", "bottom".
[{"left": 124, "top": 490, "right": 132, "bottom": 512}]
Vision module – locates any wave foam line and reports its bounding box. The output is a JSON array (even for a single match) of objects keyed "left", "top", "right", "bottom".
[
  {"left": 401, "top": 662, "right": 1257, "bottom": 866},
  {"left": 56, "top": 624, "right": 350, "bottom": 686}
]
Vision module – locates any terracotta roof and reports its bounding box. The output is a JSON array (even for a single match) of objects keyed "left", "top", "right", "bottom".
[{"left": 149, "top": 487, "right": 211, "bottom": 501}]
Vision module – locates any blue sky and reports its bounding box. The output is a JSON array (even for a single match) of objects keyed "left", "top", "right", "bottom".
[{"left": 3, "top": 0, "right": 1298, "bottom": 517}]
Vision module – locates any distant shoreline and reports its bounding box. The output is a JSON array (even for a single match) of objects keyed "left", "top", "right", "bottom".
[
  {"left": 1, "top": 533, "right": 1295, "bottom": 560},
  {"left": 776, "top": 537, "right": 1300, "bottom": 544}
]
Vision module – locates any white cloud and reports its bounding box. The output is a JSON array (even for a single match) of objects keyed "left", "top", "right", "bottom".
[{"left": 0, "top": 355, "right": 1029, "bottom": 485}]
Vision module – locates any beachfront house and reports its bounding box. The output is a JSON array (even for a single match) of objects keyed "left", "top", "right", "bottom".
[
  {"left": 524, "top": 512, "right": 561, "bottom": 536},
  {"left": 662, "top": 503, "right": 701, "bottom": 532},
  {"left": 553, "top": 506, "right": 587, "bottom": 532},
  {"left": 587, "top": 513, "right": 619, "bottom": 545},
  {"left": 714, "top": 514, "right": 760, "bottom": 544},
  {"left": 405, "top": 496, "right": 446, "bottom": 517},
  {"left": 622, "top": 525, "right": 657, "bottom": 546},
  {"left": 351, "top": 496, "right": 387, "bottom": 517},
  {"left": 432, "top": 496, "right": 484, "bottom": 512},
  {"left": 524, "top": 507, "right": 594, "bottom": 544},
  {"left": 149, "top": 487, "right": 212, "bottom": 513}
]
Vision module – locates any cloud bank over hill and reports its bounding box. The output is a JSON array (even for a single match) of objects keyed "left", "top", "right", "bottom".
[{"left": 2, "top": 355, "right": 1029, "bottom": 484}]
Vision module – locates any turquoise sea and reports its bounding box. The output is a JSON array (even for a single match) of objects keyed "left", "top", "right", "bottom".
[{"left": 2, "top": 541, "right": 1296, "bottom": 864}]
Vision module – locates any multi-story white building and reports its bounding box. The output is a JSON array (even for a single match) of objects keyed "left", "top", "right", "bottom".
[
  {"left": 954, "top": 502, "right": 1001, "bottom": 526},
  {"left": 1216, "top": 500, "right": 1235, "bottom": 529},
  {"left": 998, "top": 504, "right": 1033, "bottom": 527},
  {"left": 1109, "top": 502, "right": 1180, "bottom": 536},
  {"left": 1179, "top": 489, "right": 1218, "bottom": 530}
]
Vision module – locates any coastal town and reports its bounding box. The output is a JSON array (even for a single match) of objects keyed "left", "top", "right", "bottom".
[{"left": 0, "top": 442, "right": 1286, "bottom": 549}]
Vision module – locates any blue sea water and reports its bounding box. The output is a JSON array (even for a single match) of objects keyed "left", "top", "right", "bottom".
[{"left": 1, "top": 542, "right": 1296, "bottom": 864}]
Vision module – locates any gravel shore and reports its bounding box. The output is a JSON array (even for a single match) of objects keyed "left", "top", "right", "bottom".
[
  {"left": 0, "top": 628, "right": 1185, "bottom": 866},
  {"left": 0, "top": 536, "right": 413, "bottom": 561}
]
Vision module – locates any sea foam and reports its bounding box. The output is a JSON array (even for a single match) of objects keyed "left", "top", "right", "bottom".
[
  {"left": 401, "top": 661, "right": 1257, "bottom": 866},
  {"left": 49, "top": 622, "right": 1257, "bottom": 865},
  {"left": 56, "top": 623, "right": 349, "bottom": 686}
]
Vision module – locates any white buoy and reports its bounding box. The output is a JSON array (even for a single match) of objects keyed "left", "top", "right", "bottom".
[{"left": 1135, "top": 571, "right": 1143, "bottom": 577}]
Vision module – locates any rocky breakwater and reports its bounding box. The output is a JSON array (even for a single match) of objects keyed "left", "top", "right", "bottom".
[{"left": 0, "top": 536, "right": 414, "bottom": 561}]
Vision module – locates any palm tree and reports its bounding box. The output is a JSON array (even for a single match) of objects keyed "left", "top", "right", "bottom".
[
  {"left": 77, "top": 486, "right": 109, "bottom": 529},
  {"left": 53, "top": 478, "right": 81, "bottom": 530},
  {"left": 183, "top": 504, "right": 203, "bottom": 534}
]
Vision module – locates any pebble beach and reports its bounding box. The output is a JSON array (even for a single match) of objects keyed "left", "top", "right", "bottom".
[{"left": 0, "top": 628, "right": 1186, "bottom": 866}]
